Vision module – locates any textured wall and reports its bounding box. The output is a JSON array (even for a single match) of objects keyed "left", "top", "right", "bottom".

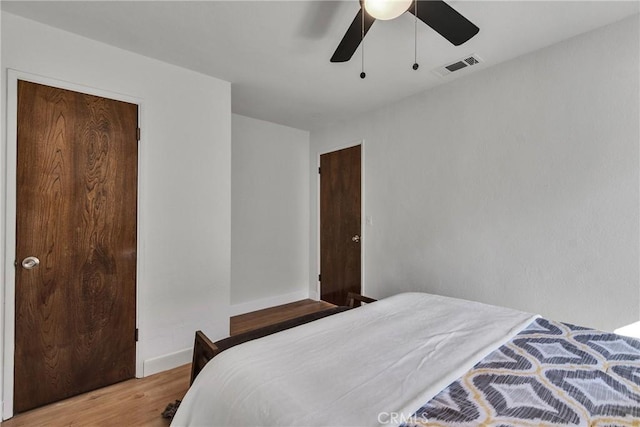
[
  {"left": 231, "top": 114, "right": 310, "bottom": 312},
  {"left": 1, "top": 12, "right": 232, "bottom": 409},
  {"left": 310, "top": 15, "right": 639, "bottom": 332}
]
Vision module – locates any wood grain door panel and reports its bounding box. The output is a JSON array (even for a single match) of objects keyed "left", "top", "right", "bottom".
[
  {"left": 320, "top": 145, "right": 361, "bottom": 306},
  {"left": 15, "top": 81, "right": 138, "bottom": 413}
]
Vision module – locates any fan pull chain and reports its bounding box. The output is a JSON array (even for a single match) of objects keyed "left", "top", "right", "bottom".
[
  {"left": 360, "top": 8, "right": 366, "bottom": 79},
  {"left": 413, "top": 1, "right": 419, "bottom": 70}
]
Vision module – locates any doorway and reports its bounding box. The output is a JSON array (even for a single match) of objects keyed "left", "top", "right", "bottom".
[
  {"left": 319, "top": 144, "right": 362, "bottom": 306},
  {"left": 12, "top": 80, "right": 138, "bottom": 413}
]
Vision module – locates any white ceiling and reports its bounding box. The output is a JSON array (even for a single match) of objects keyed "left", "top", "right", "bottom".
[{"left": 2, "top": 1, "right": 638, "bottom": 131}]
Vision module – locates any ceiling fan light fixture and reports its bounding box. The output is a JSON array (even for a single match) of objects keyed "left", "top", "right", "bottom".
[{"left": 364, "top": 0, "right": 412, "bottom": 20}]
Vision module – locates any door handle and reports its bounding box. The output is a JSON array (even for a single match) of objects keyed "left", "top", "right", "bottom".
[
  {"left": 21, "top": 256, "right": 40, "bottom": 270},
  {"left": 351, "top": 235, "right": 360, "bottom": 243}
]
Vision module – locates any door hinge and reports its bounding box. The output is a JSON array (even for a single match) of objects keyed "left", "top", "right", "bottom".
[
  {"left": 135, "top": 328, "right": 139, "bottom": 342},
  {"left": 318, "top": 167, "right": 321, "bottom": 174},
  {"left": 136, "top": 128, "right": 141, "bottom": 141},
  {"left": 318, "top": 274, "right": 321, "bottom": 281}
]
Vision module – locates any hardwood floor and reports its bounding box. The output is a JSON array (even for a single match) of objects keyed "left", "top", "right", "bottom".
[
  {"left": 230, "top": 299, "right": 335, "bottom": 335},
  {"left": 1, "top": 364, "right": 189, "bottom": 427},
  {"left": 2, "top": 299, "right": 332, "bottom": 426}
]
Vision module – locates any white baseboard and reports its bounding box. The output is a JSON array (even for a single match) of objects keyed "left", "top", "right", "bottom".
[
  {"left": 230, "top": 289, "right": 310, "bottom": 316},
  {"left": 2, "top": 399, "right": 12, "bottom": 422},
  {"left": 143, "top": 348, "right": 192, "bottom": 377}
]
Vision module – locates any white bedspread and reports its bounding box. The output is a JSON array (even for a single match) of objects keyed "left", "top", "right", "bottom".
[{"left": 171, "top": 292, "right": 537, "bottom": 427}]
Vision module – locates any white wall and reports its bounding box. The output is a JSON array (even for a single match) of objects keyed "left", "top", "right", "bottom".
[
  {"left": 231, "top": 114, "right": 310, "bottom": 315},
  {"left": 310, "top": 15, "right": 640, "bottom": 332},
  {"left": 1, "top": 12, "right": 231, "bottom": 416}
]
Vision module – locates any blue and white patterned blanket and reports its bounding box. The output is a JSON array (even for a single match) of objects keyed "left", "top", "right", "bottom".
[{"left": 403, "top": 318, "right": 640, "bottom": 426}]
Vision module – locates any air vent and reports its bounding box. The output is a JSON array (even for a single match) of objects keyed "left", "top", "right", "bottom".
[{"left": 433, "top": 54, "right": 483, "bottom": 77}]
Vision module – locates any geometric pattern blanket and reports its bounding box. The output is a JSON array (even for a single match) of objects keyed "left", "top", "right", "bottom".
[{"left": 403, "top": 318, "right": 640, "bottom": 426}]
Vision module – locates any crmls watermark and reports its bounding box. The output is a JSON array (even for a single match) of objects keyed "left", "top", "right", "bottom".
[{"left": 377, "top": 411, "right": 419, "bottom": 425}]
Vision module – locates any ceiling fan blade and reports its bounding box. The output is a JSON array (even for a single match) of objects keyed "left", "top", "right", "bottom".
[
  {"left": 330, "top": 8, "right": 376, "bottom": 63},
  {"left": 410, "top": 0, "right": 479, "bottom": 46}
]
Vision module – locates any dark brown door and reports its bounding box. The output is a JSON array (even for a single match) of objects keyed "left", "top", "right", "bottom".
[
  {"left": 320, "top": 145, "right": 361, "bottom": 306},
  {"left": 14, "top": 80, "right": 138, "bottom": 413}
]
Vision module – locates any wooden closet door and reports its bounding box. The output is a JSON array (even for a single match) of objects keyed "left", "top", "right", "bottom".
[
  {"left": 320, "top": 145, "right": 361, "bottom": 306},
  {"left": 14, "top": 80, "right": 138, "bottom": 413}
]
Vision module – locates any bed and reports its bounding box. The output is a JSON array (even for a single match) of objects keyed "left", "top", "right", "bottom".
[{"left": 171, "top": 292, "right": 640, "bottom": 426}]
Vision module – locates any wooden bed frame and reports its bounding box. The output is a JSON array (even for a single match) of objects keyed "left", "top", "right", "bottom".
[{"left": 190, "top": 293, "right": 376, "bottom": 384}]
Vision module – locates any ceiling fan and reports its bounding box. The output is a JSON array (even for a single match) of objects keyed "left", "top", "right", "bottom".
[{"left": 330, "top": 0, "right": 479, "bottom": 63}]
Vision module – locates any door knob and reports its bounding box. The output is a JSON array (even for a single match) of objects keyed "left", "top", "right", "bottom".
[
  {"left": 351, "top": 235, "right": 360, "bottom": 243},
  {"left": 21, "top": 256, "right": 40, "bottom": 270}
]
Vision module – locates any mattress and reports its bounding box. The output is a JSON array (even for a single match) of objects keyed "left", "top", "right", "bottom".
[{"left": 171, "top": 292, "right": 537, "bottom": 426}]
